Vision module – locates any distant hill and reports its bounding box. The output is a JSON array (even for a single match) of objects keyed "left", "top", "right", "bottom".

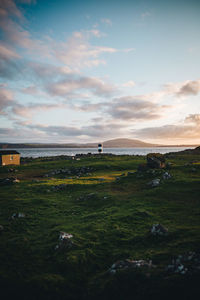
[
  {"left": 0, "top": 138, "right": 198, "bottom": 149},
  {"left": 102, "top": 138, "right": 159, "bottom": 148}
]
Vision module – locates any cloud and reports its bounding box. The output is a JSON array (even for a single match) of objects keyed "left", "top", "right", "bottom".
[
  {"left": 176, "top": 80, "right": 200, "bottom": 96},
  {"left": 46, "top": 76, "right": 116, "bottom": 97},
  {"left": 101, "top": 18, "right": 112, "bottom": 26},
  {"left": 122, "top": 80, "right": 136, "bottom": 88},
  {"left": 0, "top": 0, "right": 23, "bottom": 19},
  {"left": 0, "top": 43, "right": 20, "bottom": 59},
  {"left": 0, "top": 87, "right": 14, "bottom": 115},
  {"left": 105, "top": 96, "right": 170, "bottom": 121},
  {"left": 21, "top": 121, "right": 125, "bottom": 139},
  {"left": 141, "top": 12, "right": 151, "bottom": 19},
  {"left": 0, "top": 43, "right": 22, "bottom": 78},
  {"left": 52, "top": 30, "right": 117, "bottom": 70},
  {"left": 185, "top": 114, "right": 200, "bottom": 125},
  {"left": 0, "top": 0, "right": 51, "bottom": 56},
  {"left": 11, "top": 102, "right": 66, "bottom": 119},
  {"left": 133, "top": 114, "right": 200, "bottom": 142},
  {"left": 164, "top": 79, "right": 200, "bottom": 97}
]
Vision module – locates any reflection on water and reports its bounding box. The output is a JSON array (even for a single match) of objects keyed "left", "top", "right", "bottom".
[{"left": 5, "top": 147, "right": 195, "bottom": 158}]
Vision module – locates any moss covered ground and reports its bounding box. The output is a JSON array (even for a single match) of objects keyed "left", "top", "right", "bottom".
[{"left": 0, "top": 153, "right": 200, "bottom": 299}]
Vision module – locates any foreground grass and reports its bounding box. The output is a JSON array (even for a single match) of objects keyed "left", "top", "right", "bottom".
[{"left": 0, "top": 153, "right": 200, "bottom": 299}]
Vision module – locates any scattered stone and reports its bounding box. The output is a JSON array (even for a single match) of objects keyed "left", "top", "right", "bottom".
[
  {"left": 51, "top": 184, "right": 68, "bottom": 191},
  {"left": 55, "top": 231, "right": 74, "bottom": 250},
  {"left": 76, "top": 193, "right": 97, "bottom": 201},
  {"left": 151, "top": 224, "right": 168, "bottom": 236},
  {"left": 165, "top": 251, "right": 200, "bottom": 275},
  {"left": 98, "top": 178, "right": 105, "bottom": 181},
  {"left": 162, "top": 172, "right": 171, "bottom": 180},
  {"left": 44, "top": 166, "right": 94, "bottom": 178},
  {"left": 8, "top": 168, "right": 17, "bottom": 173},
  {"left": 147, "top": 178, "right": 160, "bottom": 187},
  {"left": 32, "top": 179, "right": 40, "bottom": 183},
  {"left": 0, "top": 177, "right": 20, "bottom": 185},
  {"left": 109, "top": 259, "right": 153, "bottom": 274},
  {"left": 13, "top": 178, "right": 20, "bottom": 183},
  {"left": 127, "top": 171, "right": 135, "bottom": 176},
  {"left": 11, "top": 212, "right": 25, "bottom": 220}
]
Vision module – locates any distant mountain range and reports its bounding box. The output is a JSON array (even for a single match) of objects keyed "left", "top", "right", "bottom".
[{"left": 0, "top": 138, "right": 198, "bottom": 149}]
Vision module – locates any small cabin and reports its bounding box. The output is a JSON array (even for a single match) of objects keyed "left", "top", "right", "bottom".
[{"left": 0, "top": 150, "right": 20, "bottom": 166}]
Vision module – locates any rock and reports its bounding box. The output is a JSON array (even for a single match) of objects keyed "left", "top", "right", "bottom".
[
  {"left": 147, "top": 178, "right": 160, "bottom": 187},
  {"left": 151, "top": 223, "right": 168, "bottom": 236},
  {"left": 55, "top": 231, "right": 73, "bottom": 250},
  {"left": 0, "top": 225, "right": 4, "bottom": 232},
  {"left": 127, "top": 171, "right": 135, "bottom": 176},
  {"left": 32, "top": 179, "right": 40, "bottom": 183},
  {"left": 109, "top": 259, "right": 153, "bottom": 274},
  {"left": 76, "top": 193, "right": 97, "bottom": 201},
  {"left": 13, "top": 178, "right": 20, "bottom": 183},
  {"left": 51, "top": 184, "right": 68, "bottom": 191},
  {"left": 162, "top": 172, "right": 171, "bottom": 180},
  {"left": 147, "top": 153, "right": 166, "bottom": 169},
  {"left": 11, "top": 212, "right": 25, "bottom": 219},
  {"left": 0, "top": 177, "right": 20, "bottom": 185},
  {"left": 166, "top": 162, "right": 173, "bottom": 169}
]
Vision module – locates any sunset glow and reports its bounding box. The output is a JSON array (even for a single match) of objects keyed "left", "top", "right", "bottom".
[{"left": 0, "top": 0, "right": 200, "bottom": 144}]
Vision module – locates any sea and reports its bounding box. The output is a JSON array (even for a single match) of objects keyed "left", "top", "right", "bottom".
[{"left": 8, "top": 147, "right": 195, "bottom": 158}]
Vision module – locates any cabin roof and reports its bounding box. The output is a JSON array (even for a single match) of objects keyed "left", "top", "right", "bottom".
[{"left": 0, "top": 150, "right": 20, "bottom": 155}]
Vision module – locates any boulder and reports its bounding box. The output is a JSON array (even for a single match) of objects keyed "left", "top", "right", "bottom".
[
  {"left": 162, "top": 172, "right": 171, "bottom": 180},
  {"left": 147, "top": 153, "right": 166, "bottom": 169},
  {"left": 55, "top": 232, "right": 73, "bottom": 250},
  {"left": 11, "top": 212, "right": 25, "bottom": 219},
  {"left": 0, "top": 225, "right": 4, "bottom": 233},
  {"left": 151, "top": 224, "right": 168, "bottom": 236},
  {"left": 147, "top": 178, "right": 160, "bottom": 187}
]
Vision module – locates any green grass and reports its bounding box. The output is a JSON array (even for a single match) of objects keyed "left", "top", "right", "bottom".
[{"left": 0, "top": 153, "right": 200, "bottom": 299}]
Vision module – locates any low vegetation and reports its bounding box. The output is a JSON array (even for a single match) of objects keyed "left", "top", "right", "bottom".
[{"left": 0, "top": 151, "right": 200, "bottom": 299}]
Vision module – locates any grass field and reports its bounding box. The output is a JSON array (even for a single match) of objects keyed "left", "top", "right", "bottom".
[{"left": 0, "top": 152, "right": 200, "bottom": 300}]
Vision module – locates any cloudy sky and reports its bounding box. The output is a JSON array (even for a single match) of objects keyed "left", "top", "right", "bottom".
[{"left": 0, "top": 0, "right": 200, "bottom": 144}]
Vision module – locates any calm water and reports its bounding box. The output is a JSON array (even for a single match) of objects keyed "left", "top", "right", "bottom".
[{"left": 7, "top": 147, "right": 195, "bottom": 158}]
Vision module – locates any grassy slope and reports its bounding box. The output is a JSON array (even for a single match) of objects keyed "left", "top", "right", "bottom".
[{"left": 0, "top": 154, "right": 200, "bottom": 299}]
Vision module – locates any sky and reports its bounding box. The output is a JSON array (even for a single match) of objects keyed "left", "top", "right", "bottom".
[{"left": 0, "top": 0, "right": 200, "bottom": 145}]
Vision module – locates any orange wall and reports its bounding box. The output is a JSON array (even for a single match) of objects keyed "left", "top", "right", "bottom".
[{"left": 1, "top": 154, "right": 20, "bottom": 166}]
